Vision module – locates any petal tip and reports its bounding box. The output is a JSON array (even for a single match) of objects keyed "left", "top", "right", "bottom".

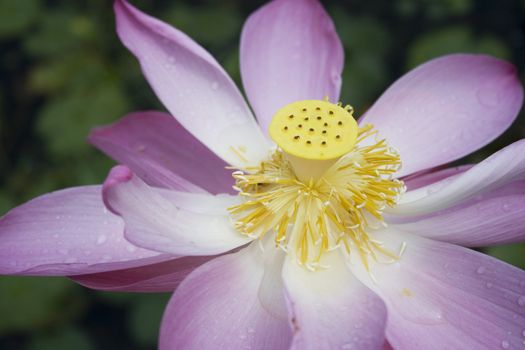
[{"left": 102, "top": 165, "right": 133, "bottom": 214}]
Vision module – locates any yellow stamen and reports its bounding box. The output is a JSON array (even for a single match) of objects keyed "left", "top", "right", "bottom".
[{"left": 229, "top": 100, "right": 404, "bottom": 270}]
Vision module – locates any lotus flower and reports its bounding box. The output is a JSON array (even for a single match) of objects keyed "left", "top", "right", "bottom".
[{"left": 1, "top": 0, "right": 525, "bottom": 349}]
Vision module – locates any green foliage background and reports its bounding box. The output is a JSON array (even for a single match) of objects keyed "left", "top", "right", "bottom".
[{"left": 0, "top": 0, "right": 524, "bottom": 349}]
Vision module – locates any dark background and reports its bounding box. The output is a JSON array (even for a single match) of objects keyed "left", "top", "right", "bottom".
[{"left": 0, "top": 0, "right": 524, "bottom": 349}]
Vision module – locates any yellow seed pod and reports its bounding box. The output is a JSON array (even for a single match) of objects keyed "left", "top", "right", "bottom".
[{"left": 269, "top": 100, "right": 358, "bottom": 160}]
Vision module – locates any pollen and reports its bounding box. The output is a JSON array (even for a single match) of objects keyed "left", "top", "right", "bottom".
[
  {"left": 229, "top": 103, "right": 405, "bottom": 270},
  {"left": 269, "top": 100, "right": 358, "bottom": 160}
]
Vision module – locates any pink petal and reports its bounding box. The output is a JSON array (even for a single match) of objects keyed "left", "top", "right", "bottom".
[
  {"left": 390, "top": 139, "right": 525, "bottom": 216},
  {"left": 283, "top": 253, "right": 387, "bottom": 350},
  {"left": 114, "top": 0, "right": 270, "bottom": 168},
  {"left": 392, "top": 180, "right": 525, "bottom": 246},
  {"left": 240, "top": 0, "right": 344, "bottom": 133},
  {"left": 71, "top": 255, "right": 214, "bottom": 292},
  {"left": 403, "top": 165, "right": 472, "bottom": 191},
  {"left": 103, "top": 166, "right": 251, "bottom": 256},
  {"left": 359, "top": 231, "right": 525, "bottom": 350},
  {"left": 0, "top": 186, "right": 169, "bottom": 276},
  {"left": 159, "top": 244, "right": 292, "bottom": 350},
  {"left": 89, "top": 111, "right": 233, "bottom": 194},
  {"left": 360, "top": 54, "right": 523, "bottom": 177}
]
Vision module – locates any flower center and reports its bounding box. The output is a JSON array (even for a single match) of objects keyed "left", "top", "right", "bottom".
[{"left": 229, "top": 100, "right": 405, "bottom": 270}]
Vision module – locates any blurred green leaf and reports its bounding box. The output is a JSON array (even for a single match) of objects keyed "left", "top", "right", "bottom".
[
  {"left": 0, "top": 192, "right": 14, "bottom": 216},
  {"left": 0, "top": 277, "right": 80, "bottom": 334},
  {"left": 332, "top": 14, "right": 391, "bottom": 58},
  {"left": 0, "top": 0, "right": 40, "bottom": 39},
  {"left": 166, "top": 4, "right": 241, "bottom": 47},
  {"left": 37, "top": 80, "right": 128, "bottom": 157},
  {"left": 23, "top": 11, "right": 95, "bottom": 57},
  {"left": 28, "top": 327, "right": 94, "bottom": 350},
  {"left": 341, "top": 53, "right": 388, "bottom": 112},
  {"left": 407, "top": 27, "right": 510, "bottom": 68},
  {"left": 486, "top": 244, "right": 525, "bottom": 270},
  {"left": 129, "top": 294, "right": 171, "bottom": 346}
]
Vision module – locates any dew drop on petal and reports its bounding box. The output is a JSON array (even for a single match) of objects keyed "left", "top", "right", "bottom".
[
  {"left": 501, "top": 340, "right": 510, "bottom": 349},
  {"left": 96, "top": 234, "right": 107, "bottom": 245},
  {"left": 518, "top": 295, "right": 525, "bottom": 306},
  {"left": 486, "top": 282, "right": 493, "bottom": 289},
  {"left": 126, "top": 244, "right": 138, "bottom": 253},
  {"left": 211, "top": 81, "right": 219, "bottom": 90},
  {"left": 476, "top": 266, "right": 486, "bottom": 275},
  {"left": 58, "top": 248, "right": 69, "bottom": 256}
]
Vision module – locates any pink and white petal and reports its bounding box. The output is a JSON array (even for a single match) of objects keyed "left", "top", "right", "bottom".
[
  {"left": 103, "top": 166, "right": 251, "bottom": 256},
  {"left": 159, "top": 243, "right": 292, "bottom": 350},
  {"left": 0, "top": 186, "right": 169, "bottom": 276},
  {"left": 240, "top": 0, "right": 344, "bottom": 133},
  {"left": 71, "top": 255, "right": 214, "bottom": 292},
  {"left": 89, "top": 111, "right": 233, "bottom": 194},
  {"left": 283, "top": 253, "right": 387, "bottom": 350},
  {"left": 403, "top": 165, "right": 472, "bottom": 191},
  {"left": 351, "top": 230, "right": 525, "bottom": 350},
  {"left": 114, "top": 0, "right": 270, "bottom": 168},
  {"left": 360, "top": 54, "right": 523, "bottom": 177},
  {"left": 390, "top": 139, "right": 525, "bottom": 216},
  {"left": 392, "top": 180, "right": 525, "bottom": 246}
]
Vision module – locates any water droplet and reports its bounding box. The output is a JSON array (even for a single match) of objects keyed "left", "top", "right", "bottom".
[
  {"left": 502, "top": 203, "right": 511, "bottom": 213},
  {"left": 126, "top": 244, "right": 138, "bottom": 253},
  {"left": 477, "top": 84, "right": 503, "bottom": 107},
  {"left": 486, "top": 282, "right": 493, "bottom": 289},
  {"left": 476, "top": 266, "right": 486, "bottom": 275},
  {"left": 522, "top": 329, "right": 525, "bottom": 337},
  {"left": 58, "top": 248, "right": 69, "bottom": 256},
  {"left": 518, "top": 295, "right": 525, "bottom": 306},
  {"left": 65, "top": 257, "right": 77, "bottom": 263},
  {"left": 501, "top": 340, "right": 510, "bottom": 349},
  {"left": 101, "top": 254, "right": 112, "bottom": 262},
  {"left": 211, "top": 81, "right": 219, "bottom": 90},
  {"left": 96, "top": 234, "right": 107, "bottom": 245}
]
